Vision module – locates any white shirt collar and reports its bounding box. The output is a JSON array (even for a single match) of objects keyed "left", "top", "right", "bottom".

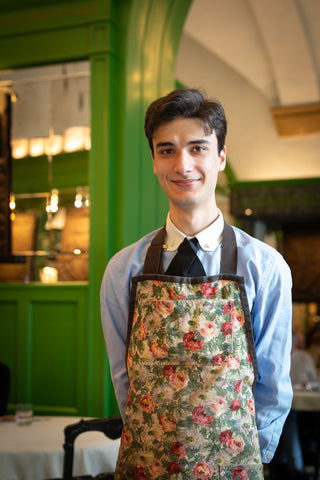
[{"left": 165, "top": 209, "right": 224, "bottom": 251}]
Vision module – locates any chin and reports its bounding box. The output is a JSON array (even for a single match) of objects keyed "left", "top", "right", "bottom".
[{"left": 170, "top": 197, "right": 199, "bottom": 211}]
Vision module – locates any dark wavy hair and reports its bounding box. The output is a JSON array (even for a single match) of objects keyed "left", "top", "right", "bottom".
[{"left": 144, "top": 88, "right": 227, "bottom": 155}]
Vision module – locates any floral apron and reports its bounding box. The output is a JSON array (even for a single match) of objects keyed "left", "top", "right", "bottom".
[{"left": 115, "top": 223, "right": 263, "bottom": 480}]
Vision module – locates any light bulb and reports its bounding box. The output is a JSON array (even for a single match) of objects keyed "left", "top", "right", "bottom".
[
  {"left": 9, "top": 195, "right": 16, "bottom": 210},
  {"left": 29, "top": 138, "right": 45, "bottom": 157}
]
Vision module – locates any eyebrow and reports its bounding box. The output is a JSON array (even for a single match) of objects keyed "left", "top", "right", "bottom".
[
  {"left": 189, "top": 139, "right": 211, "bottom": 145},
  {"left": 155, "top": 139, "right": 210, "bottom": 149},
  {"left": 155, "top": 141, "right": 175, "bottom": 149}
]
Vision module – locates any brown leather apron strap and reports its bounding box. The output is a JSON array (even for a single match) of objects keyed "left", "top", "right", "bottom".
[
  {"left": 220, "top": 222, "right": 237, "bottom": 275},
  {"left": 143, "top": 226, "right": 166, "bottom": 274},
  {"left": 143, "top": 222, "right": 237, "bottom": 275}
]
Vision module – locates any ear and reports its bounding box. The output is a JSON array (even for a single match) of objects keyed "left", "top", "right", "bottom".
[
  {"left": 151, "top": 151, "right": 157, "bottom": 174},
  {"left": 218, "top": 146, "right": 226, "bottom": 171}
]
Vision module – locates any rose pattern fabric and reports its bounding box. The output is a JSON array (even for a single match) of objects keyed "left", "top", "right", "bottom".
[{"left": 115, "top": 279, "right": 263, "bottom": 479}]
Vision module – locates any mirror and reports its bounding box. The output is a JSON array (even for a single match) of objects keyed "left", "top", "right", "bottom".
[{"left": 0, "top": 61, "right": 91, "bottom": 282}]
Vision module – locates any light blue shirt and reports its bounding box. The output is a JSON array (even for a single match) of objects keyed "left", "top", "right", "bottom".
[{"left": 100, "top": 211, "right": 293, "bottom": 463}]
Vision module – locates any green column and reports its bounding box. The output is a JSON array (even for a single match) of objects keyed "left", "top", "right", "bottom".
[
  {"left": 123, "top": 0, "right": 192, "bottom": 246},
  {"left": 88, "top": 14, "right": 127, "bottom": 416},
  {"left": 89, "top": 0, "right": 192, "bottom": 416}
]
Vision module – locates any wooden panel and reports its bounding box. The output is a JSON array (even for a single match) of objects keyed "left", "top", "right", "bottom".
[
  {"left": 0, "top": 283, "right": 88, "bottom": 415},
  {"left": 56, "top": 207, "right": 89, "bottom": 281},
  {"left": 283, "top": 226, "right": 320, "bottom": 303},
  {"left": 0, "top": 301, "right": 18, "bottom": 403},
  {"left": 30, "top": 300, "right": 78, "bottom": 409},
  {"left": 271, "top": 103, "right": 320, "bottom": 137},
  {"left": 0, "top": 212, "right": 38, "bottom": 282},
  {"left": 0, "top": 93, "right": 11, "bottom": 259},
  {"left": 231, "top": 179, "right": 320, "bottom": 221}
]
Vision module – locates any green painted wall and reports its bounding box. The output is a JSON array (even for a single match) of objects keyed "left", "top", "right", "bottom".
[
  {"left": 0, "top": 0, "right": 192, "bottom": 417},
  {"left": 0, "top": 283, "right": 89, "bottom": 415}
]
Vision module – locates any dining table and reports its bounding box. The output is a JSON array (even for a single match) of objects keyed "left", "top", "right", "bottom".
[
  {"left": 0, "top": 415, "right": 120, "bottom": 480},
  {"left": 292, "top": 382, "right": 320, "bottom": 411}
]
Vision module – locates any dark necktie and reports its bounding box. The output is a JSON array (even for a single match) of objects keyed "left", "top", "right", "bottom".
[{"left": 165, "top": 237, "right": 206, "bottom": 277}]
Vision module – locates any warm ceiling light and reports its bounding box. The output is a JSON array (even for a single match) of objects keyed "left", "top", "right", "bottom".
[
  {"left": 9, "top": 195, "right": 16, "bottom": 210},
  {"left": 84, "top": 127, "right": 91, "bottom": 150},
  {"left": 45, "top": 135, "right": 63, "bottom": 156},
  {"left": 64, "top": 126, "right": 87, "bottom": 152},
  {"left": 10, "top": 91, "right": 18, "bottom": 103},
  {"left": 11, "top": 138, "right": 29, "bottom": 159},
  {"left": 29, "top": 137, "right": 45, "bottom": 157}
]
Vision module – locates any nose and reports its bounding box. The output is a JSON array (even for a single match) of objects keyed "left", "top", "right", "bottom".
[{"left": 173, "top": 150, "right": 193, "bottom": 175}]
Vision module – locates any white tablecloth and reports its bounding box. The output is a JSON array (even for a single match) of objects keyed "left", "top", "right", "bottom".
[
  {"left": 0, "top": 416, "right": 120, "bottom": 480},
  {"left": 292, "top": 389, "right": 320, "bottom": 411}
]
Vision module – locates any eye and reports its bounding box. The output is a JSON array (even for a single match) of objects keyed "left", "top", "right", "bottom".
[
  {"left": 159, "top": 148, "right": 174, "bottom": 155},
  {"left": 192, "top": 145, "right": 205, "bottom": 152}
]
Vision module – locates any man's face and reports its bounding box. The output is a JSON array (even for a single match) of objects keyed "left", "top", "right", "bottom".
[{"left": 151, "top": 117, "right": 226, "bottom": 214}]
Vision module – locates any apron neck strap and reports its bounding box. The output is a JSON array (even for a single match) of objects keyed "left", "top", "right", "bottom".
[
  {"left": 143, "top": 226, "right": 166, "bottom": 274},
  {"left": 220, "top": 222, "right": 237, "bottom": 274},
  {"left": 143, "top": 222, "right": 237, "bottom": 275}
]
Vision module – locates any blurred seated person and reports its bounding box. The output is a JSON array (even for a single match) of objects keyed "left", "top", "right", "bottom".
[
  {"left": 0, "top": 361, "right": 10, "bottom": 417},
  {"left": 271, "top": 332, "right": 317, "bottom": 479},
  {"left": 291, "top": 331, "right": 318, "bottom": 386}
]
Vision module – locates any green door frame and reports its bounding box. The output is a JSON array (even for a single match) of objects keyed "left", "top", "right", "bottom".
[{"left": 0, "top": 0, "right": 130, "bottom": 416}]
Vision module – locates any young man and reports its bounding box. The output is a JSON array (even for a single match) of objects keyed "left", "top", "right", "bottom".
[{"left": 100, "top": 89, "right": 293, "bottom": 479}]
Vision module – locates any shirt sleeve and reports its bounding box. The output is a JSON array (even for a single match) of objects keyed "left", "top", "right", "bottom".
[
  {"left": 100, "top": 254, "right": 131, "bottom": 418},
  {"left": 100, "top": 231, "right": 158, "bottom": 418},
  {"left": 250, "top": 248, "right": 293, "bottom": 463}
]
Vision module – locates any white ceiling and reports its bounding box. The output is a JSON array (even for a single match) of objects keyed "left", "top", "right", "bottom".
[{"left": 176, "top": 0, "right": 320, "bottom": 182}]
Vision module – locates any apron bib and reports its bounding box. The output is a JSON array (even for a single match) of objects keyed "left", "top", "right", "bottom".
[{"left": 115, "top": 223, "right": 263, "bottom": 480}]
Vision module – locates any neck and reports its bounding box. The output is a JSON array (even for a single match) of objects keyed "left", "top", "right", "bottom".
[{"left": 169, "top": 204, "right": 219, "bottom": 237}]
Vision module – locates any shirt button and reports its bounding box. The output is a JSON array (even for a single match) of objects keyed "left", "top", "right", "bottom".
[{"left": 266, "top": 454, "right": 272, "bottom": 460}]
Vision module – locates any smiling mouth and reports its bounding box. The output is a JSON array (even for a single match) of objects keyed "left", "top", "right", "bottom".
[{"left": 171, "top": 179, "right": 200, "bottom": 188}]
